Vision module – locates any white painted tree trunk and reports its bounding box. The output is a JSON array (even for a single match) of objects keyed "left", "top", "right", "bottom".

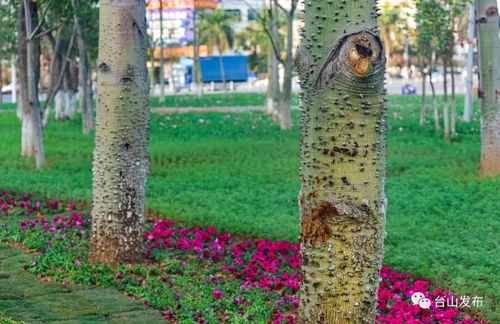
[
  {"left": 55, "top": 90, "right": 66, "bottom": 120},
  {"left": 65, "top": 90, "right": 76, "bottom": 119},
  {"left": 89, "top": 0, "right": 151, "bottom": 264}
]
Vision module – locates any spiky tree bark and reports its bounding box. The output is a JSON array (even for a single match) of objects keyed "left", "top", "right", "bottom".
[
  {"left": 475, "top": 0, "right": 500, "bottom": 176},
  {"left": 89, "top": 0, "right": 150, "bottom": 264},
  {"left": 296, "top": 1, "right": 387, "bottom": 323}
]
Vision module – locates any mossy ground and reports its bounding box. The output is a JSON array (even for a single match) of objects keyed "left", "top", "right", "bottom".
[{"left": 0, "top": 244, "right": 165, "bottom": 323}]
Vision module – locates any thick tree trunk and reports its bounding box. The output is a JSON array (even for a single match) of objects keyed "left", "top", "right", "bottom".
[
  {"left": 21, "top": 0, "right": 45, "bottom": 169},
  {"left": 464, "top": 2, "right": 475, "bottom": 122},
  {"left": 451, "top": 64, "right": 457, "bottom": 136},
  {"left": 475, "top": 0, "right": 500, "bottom": 176},
  {"left": 419, "top": 69, "right": 426, "bottom": 125},
  {"left": 443, "top": 63, "right": 450, "bottom": 141},
  {"left": 89, "top": 0, "right": 150, "bottom": 264},
  {"left": 296, "top": 1, "right": 387, "bottom": 322},
  {"left": 72, "top": 0, "right": 93, "bottom": 134}
]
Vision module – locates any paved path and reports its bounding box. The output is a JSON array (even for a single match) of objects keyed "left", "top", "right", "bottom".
[{"left": 0, "top": 244, "right": 165, "bottom": 324}]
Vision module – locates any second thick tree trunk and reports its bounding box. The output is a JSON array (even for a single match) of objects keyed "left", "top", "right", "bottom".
[
  {"left": 475, "top": 0, "right": 500, "bottom": 176},
  {"left": 89, "top": 0, "right": 151, "bottom": 264},
  {"left": 296, "top": 1, "right": 387, "bottom": 322}
]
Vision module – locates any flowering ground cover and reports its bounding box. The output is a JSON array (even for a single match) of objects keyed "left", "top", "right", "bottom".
[{"left": 0, "top": 191, "right": 489, "bottom": 323}]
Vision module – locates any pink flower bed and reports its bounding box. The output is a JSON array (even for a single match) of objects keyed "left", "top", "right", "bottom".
[{"left": 145, "top": 219, "right": 486, "bottom": 323}]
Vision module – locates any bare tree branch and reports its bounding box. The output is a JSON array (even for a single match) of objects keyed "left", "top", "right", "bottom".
[{"left": 29, "top": 0, "right": 56, "bottom": 40}]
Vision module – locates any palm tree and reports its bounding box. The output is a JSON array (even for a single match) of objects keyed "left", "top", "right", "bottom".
[{"left": 198, "top": 9, "right": 236, "bottom": 90}]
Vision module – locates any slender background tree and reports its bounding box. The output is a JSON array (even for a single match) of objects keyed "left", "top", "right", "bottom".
[{"left": 199, "top": 9, "right": 236, "bottom": 91}]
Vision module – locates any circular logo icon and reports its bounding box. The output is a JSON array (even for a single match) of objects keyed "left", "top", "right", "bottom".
[
  {"left": 411, "top": 292, "right": 426, "bottom": 305},
  {"left": 418, "top": 297, "right": 431, "bottom": 309}
]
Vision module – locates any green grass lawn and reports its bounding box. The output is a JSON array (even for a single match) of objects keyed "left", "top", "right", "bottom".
[
  {"left": 0, "top": 94, "right": 498, "bottom": 321},
  {"left": 0, "top": 92, "right": 296, "bottom": 111},
  {"left": 0, "top": 103, "right": 16, "bottom": 111}
]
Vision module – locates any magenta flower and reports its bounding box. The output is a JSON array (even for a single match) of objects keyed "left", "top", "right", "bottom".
[{"left": 212, "top": 289, "right": 223, "bottom": 299}]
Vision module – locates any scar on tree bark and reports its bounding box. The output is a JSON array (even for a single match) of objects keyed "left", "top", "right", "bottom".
[
  {"left": 296, "top": 30, "right": 384, "bottom": 91},
  {"left": 301, "top": 198, "right": 375, "bottom": 247}
]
